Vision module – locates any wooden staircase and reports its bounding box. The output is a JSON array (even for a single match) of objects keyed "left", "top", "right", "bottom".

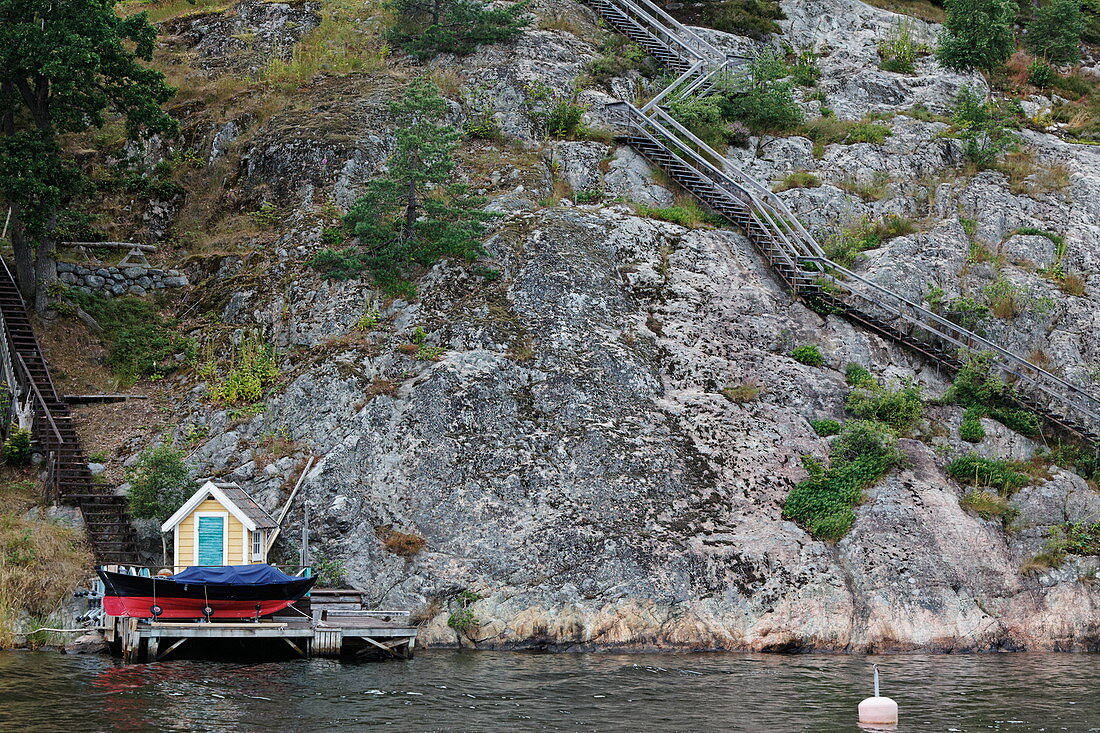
[
  {"left": 583, "top": 0, "right": 1100, "bottom": 444},
  {"left": 0, "top": 259, "right": 139, "bottom": 563}
]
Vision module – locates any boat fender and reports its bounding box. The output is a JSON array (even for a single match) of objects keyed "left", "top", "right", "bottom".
[{"left": 150, "top": 605, "right": 163, "bottom": 618}]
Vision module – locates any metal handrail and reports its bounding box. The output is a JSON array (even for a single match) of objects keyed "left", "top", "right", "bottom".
[
  {"left": 812, "top": 260, "right": 1100, "bottom": 419},
  {"left": 624, "top": 0, "right": 734, "bottom": 61},
  {"left": 585, "top": 0, "right": 1100, "bottom": 437},
  {"left": 14, "top": 351, "right": 65, "bottom": 444}
]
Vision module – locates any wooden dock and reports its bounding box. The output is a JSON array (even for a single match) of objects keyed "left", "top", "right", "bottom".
[{"left": 108, "top": 608, "right": 418, "bottom": 663}]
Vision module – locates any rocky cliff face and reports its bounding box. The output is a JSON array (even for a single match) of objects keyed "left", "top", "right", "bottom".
[{"left": 102, "top": 0, "right": 1100, "bottom": 650}]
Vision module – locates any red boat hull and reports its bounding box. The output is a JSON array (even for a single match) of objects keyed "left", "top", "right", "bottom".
[
  {"left": 102, "top": 595, "right": 301, "bottom": 619},
  {"left": 97, "top": 568, "right": 315, "bottom": 619}
]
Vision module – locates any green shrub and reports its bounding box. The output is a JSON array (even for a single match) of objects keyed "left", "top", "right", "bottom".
[
  {"left": 126, "top": 443, "right": 192, "bottom": 523},
  {"left": 811, "top": 418, "right": 842, "bottom": 436},
  {"left": 959, "top": 407, "right": 986, "bottom": 442},
  {"left": 309, "top": 247, "right": 368, "bottom": 281},
  {"left": 446, "top": 589, "right": 482, "bottom": 635},
  {"left": 1027, "top": 60, "right": 1056, "bottom": 88},
  {"left": 845, "top": 122, "right": 892, "bottom": 144},
  {"left": 946, "top": 453, "right": 1030, "bottom": 492},
  {"left": 573, "top": 188, "right": 603, "bottom": 204},
  {"left": 69, "top": 293, "right": 196, "bottom": 383},
  {"left": 1060, "top": 521, "right": 1100, "bottom": 555},
  {"left": 879, "top": 20, "right": 919, "bottom": 74},
  {"left": 947, "top": 353, "right": 1041, "bottom": 437},
  {"left": 585, "top": 37, "right": 652, "bottom": 85},
  {"left": 634, "top": 202, "right": 713, "bottom": 227},
  {"left": 251, "top": 201, "right": 283, "bottom": 228},
  {"left": 790, "top": 344, "right": 824, "bottom": 367},
  {"left": 845, "top": 363, "right": 876, "bottom": 389},
  {"left": 2, "top": 428, "right": 31, "bottom": 466},
  {"left": 312, "top": 553, "right": 347, "bottom": 587},
  {"left": 547, "top": 101, "right": 586, "bottom": 138},
  {"left": 204, "top": 336, "right": 280, "bottom": 405},
  {"left": 718, "top": 51, "right": 803, "bottom": 133},
  {"left": 783, "top": 420, "right": 903, "bottom": 540},
  {"left": 823, "top": 216, "right": 911, "bottom": 267},
  {"left": 845, "top": 381, "right": 924, "bottom": 433},
  {"left": 798, "top": 117, "right": 893, "bottom": 156},
  {"left": 951, "top": 87, "right": 1018, "bottom": 168},
  {"left": 790, "top": 48, "right": 820, "bottom": 87},
  {"left": 1043, "top": 442, "right": 1100, "bottom": 482},
  {"left": 774, "top": 171, "right": 821, "bottom": 191},
  {"left": 669, "top": 95, "right": 727, "bottom": 143}
]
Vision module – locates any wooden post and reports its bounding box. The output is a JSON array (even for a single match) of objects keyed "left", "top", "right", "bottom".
[{"left": 147, "top": 637, "right": 159, "bottom": 662}]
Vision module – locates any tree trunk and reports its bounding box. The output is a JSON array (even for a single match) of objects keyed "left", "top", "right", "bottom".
[
  {"left": 403, "top": 177, "right": 418, "bottom": 243},
  {"left": 32, "top": 221, "right": 58, "bottom": 315},
  {"left": 9, "top": 208, "right": 36, "bottom": 301}
]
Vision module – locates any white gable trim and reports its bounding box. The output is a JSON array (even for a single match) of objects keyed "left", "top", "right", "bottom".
[{"left": 160, "top": 480, "right": 258, "bottom": 533}]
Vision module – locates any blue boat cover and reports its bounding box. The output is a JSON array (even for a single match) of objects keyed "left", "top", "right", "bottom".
[{"left": 170, "top": 564, "right": 301, "bottom": 585}]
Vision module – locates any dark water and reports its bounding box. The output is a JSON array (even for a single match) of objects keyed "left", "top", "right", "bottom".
[{"left": 0, "top": 650, "right": 1097, "bottom": 732}]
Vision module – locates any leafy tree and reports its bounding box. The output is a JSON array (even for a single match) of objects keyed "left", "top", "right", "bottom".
[
  {"left": 1025, "top": 0, "right": 1086, "bottom": 65},
  {"left": 311, "top": 78, "right": 494, "bottom": 296},
  {"left": 936, "top": 0, "right": 1015, "bottom": 71},
  {"left": 0, "top": 0, "right": 176, "bottom": 313},
  {"left": 126, "top": 443, "right": 192, "bottom": 523},
  {"left": 386, "top": 0, "right": 529, "bottom": 60}
]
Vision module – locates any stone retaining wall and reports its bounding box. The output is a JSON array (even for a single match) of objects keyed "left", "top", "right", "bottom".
[{"left": 57, "top": 261, "right": 189, "bottom": 296}]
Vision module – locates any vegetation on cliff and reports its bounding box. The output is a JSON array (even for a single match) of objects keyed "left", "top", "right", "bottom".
[
  {"left": 310, "top": 78, "right": 494, "bottom": 296},
  {"left": 0, "top": 0, "right": 176, "bottom": 312}
]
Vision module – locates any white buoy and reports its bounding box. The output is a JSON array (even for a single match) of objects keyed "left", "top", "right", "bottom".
[{"left": 858, "top": 665, "right": 899, "bottom": 727}]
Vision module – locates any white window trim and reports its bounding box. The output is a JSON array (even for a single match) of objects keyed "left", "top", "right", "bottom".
[
  {"left": 251, "top": 529, "right": 264, "bottom": 562},
  {"left": 194, "top": 511, "right": 229, "bottom": 566}
]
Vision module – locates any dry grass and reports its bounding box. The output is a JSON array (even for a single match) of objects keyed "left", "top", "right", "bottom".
[
  {"left": 118, "top": 0, "right": 235, "bottom": 23},
  {"left": 722, "top": 381, "right": 763, "bottom": 403},
  {"left": 375, "top": 526, "right": 427, "bottom": 557},
  {"left": 1027, "top": 349, "right": 1053, "bottom": 370},
  {"left": 1061, "top": 273, "right": 1086, "bottom": 296},
  {"left": 859, "top": 0, "right": 944, "bottom": 22},
  {"left": 430, "top": 68, "right": 464, "bottom": 99},
  {"left": 261, "top": 0, "right": 392, "bottom": 90},
  {"left": 1032, "top": 163, "right": 1071, "bottom": 194},
  {"left": 508, "top": 338, "right": 535, "bottom": 362},
  {"left": 537, "top": 11, "right": 587, "bottom": 36},
  {"left": 365, "top": 377, "right": 399, "bottom": 399},
  {"left": 0, "top": 495, "right": 92, "bottom": 646},
  {"left": 999, "top": 150, "right": 1036, "bottom": 195},
  {"left": 550, "top": 177, "right": 574, "bottom": 202}
]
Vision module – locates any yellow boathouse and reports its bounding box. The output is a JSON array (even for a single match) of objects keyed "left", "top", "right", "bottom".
[{"left": 161, "top": 481, "right": 279, "bottom": 568}]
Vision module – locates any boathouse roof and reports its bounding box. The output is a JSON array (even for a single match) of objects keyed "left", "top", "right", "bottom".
[{"left": 161, "top": 480, "right": 278, "bottom": 533}]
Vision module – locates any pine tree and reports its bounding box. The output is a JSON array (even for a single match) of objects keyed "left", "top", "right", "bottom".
[
  {"left": 312, "top": 79, "right": 494, "bottom": 296},
  {"left": 387, "top": 0, "right": 530, "bottom": 60},
  {"left": 1026, "top": 0, "right": 1086, "bottom": 65},
  {"left": 936, "top": 0, "right": 1016, "bottom": 71},
  {"left": 0, "top": 0, "right": 176, "bottom": 313}
]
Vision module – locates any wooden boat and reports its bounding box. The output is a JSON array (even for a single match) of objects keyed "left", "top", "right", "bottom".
[{"left": 98, "top": 564, "right": 315, "bottom": 619}]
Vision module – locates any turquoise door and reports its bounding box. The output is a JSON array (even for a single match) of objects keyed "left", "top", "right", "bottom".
[{"left": 197, "top": 516, "right": 225, "bottom": 565}]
